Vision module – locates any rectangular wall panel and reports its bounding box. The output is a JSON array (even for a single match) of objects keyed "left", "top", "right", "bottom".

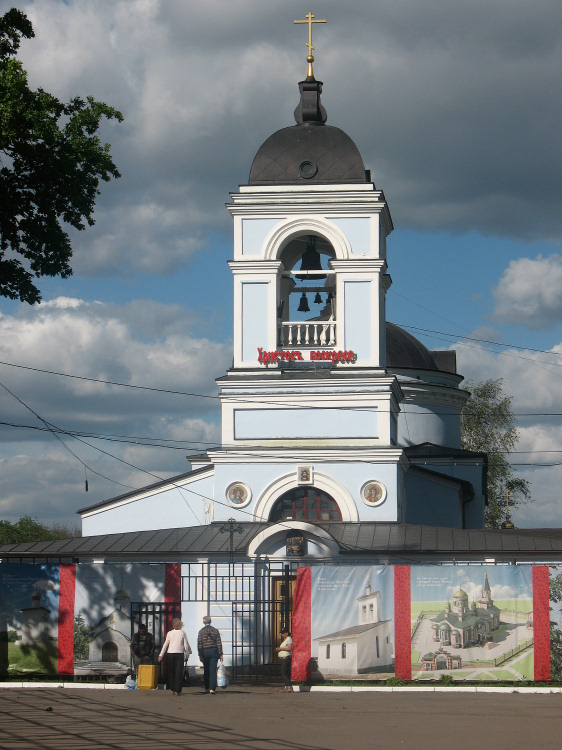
[
  {"left": 242, "top": 282, "right": 269, "bottom": 362},
  {"left": 234, "top": 407, "right": 378, "bottom": 440}
]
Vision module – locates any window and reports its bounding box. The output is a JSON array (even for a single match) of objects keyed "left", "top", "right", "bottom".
[
  {"left": 326, "top": 644, "right": 330, "bottom": 660},
  {"left": 341, "top": 643, "right": 346, "bottom": 659},
  {"left": 376, "top": 636, "right": 379, "bottom": 658},
  {"left": 269, "top": 488, "right": 342, "bottom": 522}
]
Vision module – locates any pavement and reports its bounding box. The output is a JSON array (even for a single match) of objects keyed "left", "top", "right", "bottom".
[{"left": 0, "top": 684, "right": 561, "bottom": 750}]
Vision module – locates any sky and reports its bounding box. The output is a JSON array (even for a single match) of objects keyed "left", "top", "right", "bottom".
[{"left": 1, "top": 0, "right": 562, "bottom": 530}]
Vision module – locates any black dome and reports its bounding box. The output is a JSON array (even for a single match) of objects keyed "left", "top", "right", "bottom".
[
  {"left": 386, "top": 322, "right": 439, "bottom": 370},
  {"left": 249, "top": 123, "right": 367, "bottom": 185},
  {"left": 249, "top": 75, "right": 367, "bottom": 186}
]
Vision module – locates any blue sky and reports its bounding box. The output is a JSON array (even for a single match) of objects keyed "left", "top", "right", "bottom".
[{"left": 1, "top": 0, "right": 562, "bottom": 528}]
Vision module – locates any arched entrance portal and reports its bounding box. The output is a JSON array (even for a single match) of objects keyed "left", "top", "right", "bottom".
[
  {"left": 102, "top": 642, "right": 118, "bottom": 662},
  {"left": 269, "top": 487, "right": 342, "bottom": 523}
]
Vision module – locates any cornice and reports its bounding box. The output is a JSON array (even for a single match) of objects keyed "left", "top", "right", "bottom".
[{"left": 207, "top": 447, "right": 407, "bottom": 465}]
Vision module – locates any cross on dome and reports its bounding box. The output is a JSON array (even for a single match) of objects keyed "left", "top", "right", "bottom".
[{"left": 294, "top": 11, "right": 327, "bottom": 78}]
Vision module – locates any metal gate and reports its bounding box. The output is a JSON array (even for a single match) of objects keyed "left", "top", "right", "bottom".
[
  {"left": 181, "top": 561, "right": 300, "bottom": 681},
  {"left": 130, "top": 601, "right": 181, "bottom": 680}
]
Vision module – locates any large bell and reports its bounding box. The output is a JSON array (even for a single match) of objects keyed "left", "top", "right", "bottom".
[
  {"left": 295, "top": 236, "right": 327, "bottom": 280},
  {"left": 297, "top": 292, "right": 310, "bottom": 312}
]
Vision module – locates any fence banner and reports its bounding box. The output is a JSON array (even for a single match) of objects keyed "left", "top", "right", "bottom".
[
  {"left": 310, "top": 565, "right": 395, "bottom": 678},
  {"left": 0, "top": 562, "right": 61, "bottom": 677},
  {"left": 58, "top": 564, "right": 76, "bottom": 675},
  {"left": 410, "top": 564, "right": 534, "bottom": 681},
  {"left": 549, "top": 565, "right": 562, "bottom": 682},
  {"left": 292, "top": 566, "right": 311, "bottom": 682},
  {"left": 73, "top": 563, "right": 165, "bottom": 678}
]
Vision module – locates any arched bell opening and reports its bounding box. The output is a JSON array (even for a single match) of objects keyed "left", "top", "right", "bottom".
[
  {"left": 277, "top": 234, "right": 336, "bottom": 348},
  {"left": 269, "top": 486, "right": 342, "bottom": 523}
]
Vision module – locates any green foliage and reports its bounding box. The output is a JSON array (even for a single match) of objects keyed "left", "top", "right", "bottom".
[
  {"left": 0, "top": 630, "right": 19, "bottom": 642},
  {"left": 461, "top": 378, "right": 531, "bottom": 528},
  {"left": 0, "top": 515, "right": 80, "bottom": 544},
  {"left": 73, "top": 611, "right": 91, "bottom": 661},
  {"left": 385, "top": 676, "right": 405, "bottom": 686},
  {"left": 0, "top": 8, "right": 122, "bottom": 303}
]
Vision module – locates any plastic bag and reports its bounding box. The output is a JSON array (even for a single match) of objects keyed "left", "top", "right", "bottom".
[
  {"left": 125, "top": 675, "right": 136, "bottom": 689},
  {"left": 216, "top": 662, "right": 228, "bottom": 688}
]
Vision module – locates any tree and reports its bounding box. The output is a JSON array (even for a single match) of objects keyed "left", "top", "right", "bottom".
[
  {"left": 73, "top": 611, "right": 91, "bottom": 661},
  {"left": 461, "top": 378, "right": 531, "bottom": 529},
  {"left": 0, "top": 515, "right": 80, "bottom": 543},
  {"left": 0, "top": 8, "right": 122, "bottom": 304}
]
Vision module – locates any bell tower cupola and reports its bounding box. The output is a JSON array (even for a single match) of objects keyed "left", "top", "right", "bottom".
[{"left": 227, "top": 14, "right": 393, "bottom": 372}]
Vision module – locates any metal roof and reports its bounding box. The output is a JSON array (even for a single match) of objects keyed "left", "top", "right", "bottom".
[{"left": 1, "top": 522, "right": 561, "bottom": 563}]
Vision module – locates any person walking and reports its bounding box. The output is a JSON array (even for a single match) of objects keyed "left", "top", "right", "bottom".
[
  {"left": 275, "top": 626, "right": 293, "bottom": 692},
  {"left": 158, "top": 617, "right": 191, "bottom": 696},
  {"left": 197, "top": 615, "right": 223, "bottom": 694}
]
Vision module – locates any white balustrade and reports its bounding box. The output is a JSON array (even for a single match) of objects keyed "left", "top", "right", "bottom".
[{"left": 278, "top": 321, "right": 336, "bottom": 347}]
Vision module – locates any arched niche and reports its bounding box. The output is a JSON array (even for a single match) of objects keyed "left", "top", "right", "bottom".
[
  {"left": 247, "top": 521, "right": 341, "bottom": 557},
  {"left": 253, "top": 471, "right": 358, "bottom": 523}
]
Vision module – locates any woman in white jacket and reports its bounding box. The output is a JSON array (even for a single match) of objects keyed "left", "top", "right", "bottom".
[{"left": 158, "top": 618, "right": 191, "bottom": 695}]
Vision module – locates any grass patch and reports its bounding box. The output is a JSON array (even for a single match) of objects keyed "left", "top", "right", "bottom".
[{"left": 6, "top": 642, "right": 58, "bottom": 674}]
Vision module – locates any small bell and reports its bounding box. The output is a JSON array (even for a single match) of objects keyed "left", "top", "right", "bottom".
[
  {"left": 297, "top": 292, "right": 310, "bottom": 312},
  {"left": 314, "top": 292, "right": 323, "bottom": 304}
]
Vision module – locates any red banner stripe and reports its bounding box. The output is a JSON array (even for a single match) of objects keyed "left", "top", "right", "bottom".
[
  {"left": 57, "top": 564, "right": 76, "bottom": 675},
  {"left": 292, "top": 566, "right": 311, "bottom": 683},
  {"left": 165, "top": 563, "right": 181, "bottom": 602},
  {"left": 394, "top": 565, "right": 411, "bottom": 681},
  {"left": 533, "top": 565, "right": 550, "bottom": 681}
]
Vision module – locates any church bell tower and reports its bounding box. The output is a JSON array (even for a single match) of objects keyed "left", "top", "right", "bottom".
[{"left": 211, "top": 14, "right": 405, "bottom": 525}]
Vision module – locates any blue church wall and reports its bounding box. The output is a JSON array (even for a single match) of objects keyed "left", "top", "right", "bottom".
[
  {"left": 241, "top": 218, "right": 280, "bottom": 255},
  {"left": 330, "top": 217, "right": 372, "bottom": 256},
  {"left": 397, "top": 404, "right": 461, "bottom": 448},
  {"left": 81, "top": 474, "right": 215, "bottom": 536},
  {"left": 404, "top": 472, "right": 464, "bottom": 528},
  {"left": 343, "top": 280, "right": 372, "bottom": 358},
  {"left": 212, "top": 462, "right": 401, "bottom": 523}
]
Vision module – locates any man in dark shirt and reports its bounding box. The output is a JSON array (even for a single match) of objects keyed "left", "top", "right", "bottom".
[
  {"left": 197, "top": 615, "right": 223, "bottom": 694},
  {"left": 130, "top": 623, "right": 154, "bottom": 674}
]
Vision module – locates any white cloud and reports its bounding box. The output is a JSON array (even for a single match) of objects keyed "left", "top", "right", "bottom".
[
  {"left": 0, "top": 297, "right": 227, "bottom": 523},
  {"left": 492, "top": 255, "right": 562, "bottom": 329}
]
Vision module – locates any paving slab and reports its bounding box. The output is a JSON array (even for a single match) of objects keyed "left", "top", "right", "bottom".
[{"left": 0, "top": 684, "right": 560, "bottom": 749}]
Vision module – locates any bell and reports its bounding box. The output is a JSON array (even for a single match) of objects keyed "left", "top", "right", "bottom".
[
  {"left": 297, "top": 292, "right": 310, "bottom": 312},
  {"left": 326, "top": 292, "right": 333, "bottom": 302},
  {"left": 296, "top": 236, "right": 327, "bottom": 280},
  {"left": 314, "top": 292, "right": 322, "bottom": 304}
]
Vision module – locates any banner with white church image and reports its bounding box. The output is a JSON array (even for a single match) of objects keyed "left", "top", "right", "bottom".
[
  {"left": 0, "top": 563, "right": 61, "bottom": 676},
  {"left": 310, "top": 565, "right": 395, "bottom": 677},
  {"left": 73, "top": 563, "right": 166, "bottom": 678},
  {"left": 410, "top": 565, "right": 534, "bottom": 681}
]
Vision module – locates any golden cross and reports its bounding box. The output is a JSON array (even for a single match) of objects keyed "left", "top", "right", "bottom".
[
  {"left": 294, "top": 11, "right": 327, "bottom": 76},
  {"left": 504, "top": 489, "right": 512, "bottom": 521}
]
